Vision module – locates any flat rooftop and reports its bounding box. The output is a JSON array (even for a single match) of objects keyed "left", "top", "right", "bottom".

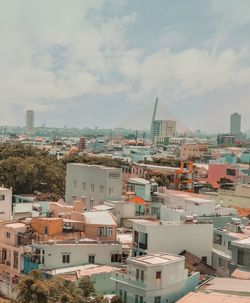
[
  {"left": 201, "top": 277, "right": 250, "bottom": 294},
  {"left": 177, "top": 292, "right": 250, "bottom": 303},
  {"left": 5, "top": 222, "right": 26, "bottom": 229},
  {"left": 68, "top": 163, "right": 120, "bottom": 170},
  {"left": 129, "top": 218, "right": 209, "bottom": 226},
  {"left": 131, "top": 252, "right": 183, "bottom": 265}
]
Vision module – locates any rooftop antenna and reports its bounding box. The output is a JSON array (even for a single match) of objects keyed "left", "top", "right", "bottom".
[{"left": 150, "top": 97, "right": 158, "bottom": 140}]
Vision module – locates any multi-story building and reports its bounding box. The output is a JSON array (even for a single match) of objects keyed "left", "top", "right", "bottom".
[
  {"left": 0, "top": 221, "right": 32, "bottom": 299},
  {"left": 132, "top": 218, "right": 213, "bottom": 265},
  {"left": 0, "top": 187, "right": 12, "bottom": 221},
  {"left": 230, "top": 113, "right": 241, "bottom": 135},
  {"left": 212, "top": 218, "right": 249, "bottom": 276},
  {"left": 217, "top": 134, "right": 235, "bottom": 145},
  {"left": 179, "top": 144, "right": 208, "bottom": 160},
  {"left": 207, "top": 163, "right": 248, "bottom": 189},
  {"left": 152, "top": 120, "right": 176, "bottom": 147},
  {"left": 112, "top": 252, "right": 200, "bottom": 303},
  {"left": 23, "top": 240, "right": 123, "bottom": 273},
  {"left": 132, "top": 161, "right": 194, "bottom": 193},
  {"left": 65, "top": 163, "right": 122, "bottom": 208},
  {"left": 26, "top": 110, "right": 34, "bottom": 135}
]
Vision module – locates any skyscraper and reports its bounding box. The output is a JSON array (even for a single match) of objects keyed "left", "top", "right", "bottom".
[
  {"left": 26, "top": 110, "right": 34, "bottom": 134},
  {"left": 230, "top": 113, "right": 241, "bottom": 135}
]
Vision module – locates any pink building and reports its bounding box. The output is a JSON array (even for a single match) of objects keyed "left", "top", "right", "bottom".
[{"left": 207, "top": 163, "right": 246, "bottom": 189}]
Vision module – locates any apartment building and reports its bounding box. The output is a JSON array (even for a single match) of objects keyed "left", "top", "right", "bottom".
[
  {"left": 179, "top": 143, "right": 208, "bottom": 160},
  {"left": 212, "top": 218, "right": 249, "bottom": 276},
  {"left": 0, "top": 187, "right": 12, "bottom": 221},
  {"left": 132, "top": 218, "right": 213, "bottom": 265},
  {"left": 152, "top": 120, "right": 176, "bottom": 147},
  {"left": 65, "top": 163, "right": 122, "bottom": 208},
  {"left": 0, "top": 221, "right": 32, "bottom": 299},
  {"left": 112, "top": 252, "right": 199, "bottom": 303},
  {"left": 132, "top": 161, "right": 194, "bottom": 193}
]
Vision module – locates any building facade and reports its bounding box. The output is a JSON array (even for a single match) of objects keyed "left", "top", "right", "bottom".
[
  {"left": 112, "top": 252, "right": 200, "bottom": 303},
  {"left": 65, "top": 163, "right": 122, "bottom": 208}
]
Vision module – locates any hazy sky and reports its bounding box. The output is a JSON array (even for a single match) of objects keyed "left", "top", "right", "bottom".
[{"left": 1, "top": 0, "right": 250, "bottom": 133}]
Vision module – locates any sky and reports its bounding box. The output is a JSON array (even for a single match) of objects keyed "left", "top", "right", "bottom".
[{"left": 1, "top": 0, "right": 250, "bottom": 133}]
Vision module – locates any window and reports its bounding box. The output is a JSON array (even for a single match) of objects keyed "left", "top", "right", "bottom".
[
  {"left": 100, "top": 185, "right": 104, "bottom": 194},
  {"left": 90, "top": 199, "right": 94, "bottom": 208},
  {"left": 213, "top": 234, "right": 222, "bottom": 245},
  {"left": 156, "top": 271, "right": 161, "bottom": 279},
  {"left": 135, "top": 295, "right": 138, "bottom": 303},
  {"left": 73, "top": 180, "right": 77, "bottom": 188},
  {"left": 44, "top": 226, "right": 48, "bottom": 235},
  {"left": 0, "top": 195, "right": 5, "bottom": 201},
  {"left": 98, "top": 227, "right": 113, "bottom": 237},
  {"left": 154, "top": 296, "right": 161, "bottom": 303},
  {"left": 108, "top": 187, "right": 113, "bottom": 195},
  {"left": 119, "top": 290, "right": 123, "bottom": 298},
  {"left": 228, "top": 241, "right": 232, "bottom": 250},
  {"left": 238, "top": 248, "right": 244, "bottom": 266},
  {"left": 91, "top": 184, "right": 94, "bottom": 192},
  {"left": 6, "top": 232, "right": 10, "bottom": 239},
  {"left": 226, "top": 169, "right": 236, "bottom": 176},
  {"left": 136, "top": 269, "right": 139, "bottom": 281},
  {"left": 124, "top": 291, "right": 127, "bottom": 303},
  {"left": 140, "top": 270, "right": 144, "bottom": 282},
  {"left": 201, "top": 256, "right": 207, "bottom": 264},
  {"left": 111, "top": 254, "right": 121, "bottom": 263},
  {"left": 139, "top": 297, "right": 143, "bottom": 303},
  {"left": 13, "top": 251, "right": 18, "bottom": 269},
  {"left": 109, "top": 172, "right": 120, "bottom": 178},
  {"left": 62, "top": 254, "right": 70, "bottom": 264},
  {"left": 89, "top": 255, "right": 95, "bottom": 264},
  {"left": 82, "top": 182, "right": 86, "bottom": 190},
  {"left": 72, "top": 195, "right": 77, "bottom": 201},
  {"left": 107, "top": 227, "right": 113, "bottom": 237}
]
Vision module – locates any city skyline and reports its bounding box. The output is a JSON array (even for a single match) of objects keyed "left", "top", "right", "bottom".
[{"left": 1, "top": 1, "right": 250, "bottom": 132}]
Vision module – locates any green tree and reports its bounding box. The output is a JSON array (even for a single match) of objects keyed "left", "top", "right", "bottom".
[
  {"left": 78, "top": 276, "right": 96, "bottom": 302},
  {"left": 110, "top": 295, "right": 123, "bottom": 303}
]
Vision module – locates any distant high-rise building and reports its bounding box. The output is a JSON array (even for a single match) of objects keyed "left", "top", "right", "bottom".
[
  {"left": 26, "top": 110, "right": 34, "bottom": 134},
  {"left": 230, "top": 113, "right": 241, "bottom": 135},
  {"left": 152, "top": 119, "right": 176, "bottom": 147}
]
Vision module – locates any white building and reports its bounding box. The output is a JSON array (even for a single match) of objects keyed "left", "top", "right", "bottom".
[
  {"left": 65, "top": 163, "right": 122, "bottom": 208},
  {"left": 0, "top": 187, "right": 12, "bottom": 221},
  {"left": 112, "top": 252, "right": 200, "bottom": 303},
  {"left": 132, "top": 219, "right": 213, "bottom": 265},
  {"left": 24, "top": 240, "right": 123, "bottom": 272}
]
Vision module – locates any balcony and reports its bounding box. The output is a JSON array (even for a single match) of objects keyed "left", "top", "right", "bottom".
[{"left": 111, "top": 271, "right": 145, "bottom": 289}]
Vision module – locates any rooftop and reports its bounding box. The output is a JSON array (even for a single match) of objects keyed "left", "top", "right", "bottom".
[
  {"left": 200, "top": 277, "right": 250, "bottom": 294},
  {"left": 128, "top": 178, "right": 150, "bottom": 185},
  {"left": 84, "top": 211, "right": 117, "bottom": 225},
  {"left": 68, "top": 163, "right": 120, "bottom": 170},
  {"left": 5, "top": 222, "right": 26, "bottom": 229},
  {"left": 131, "top": 252, "right": 183, "bottom": 265},
  {"left": 177, "top": 292, "right": 250, "bottom": 303}
]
